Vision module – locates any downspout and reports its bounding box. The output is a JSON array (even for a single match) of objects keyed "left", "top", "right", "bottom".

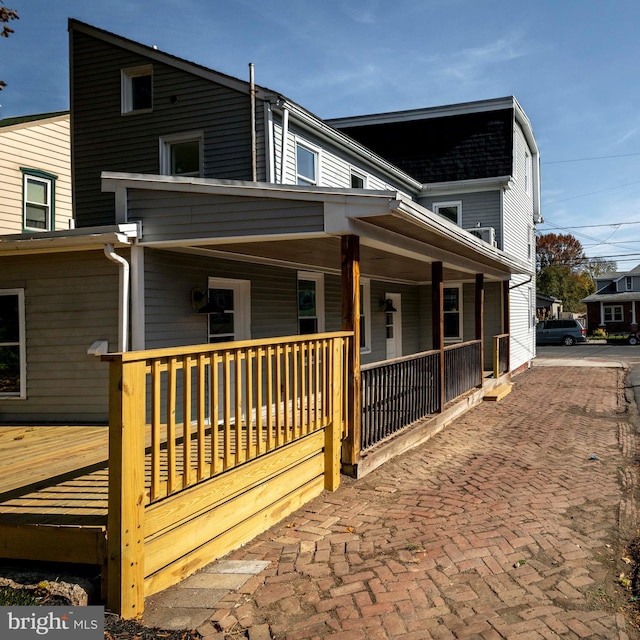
[
  {"left": 280, "top": 105, "right": 289, "bottom": 184},
  {"left": 104, "top": 244, "right": 130, "bottom": 352}
]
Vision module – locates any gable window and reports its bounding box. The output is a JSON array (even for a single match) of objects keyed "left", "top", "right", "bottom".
[
  {"left": 296, "top": 142, "right": 319, "bottom": 186},
  {"left": 160, "top": 132, "right": 204, "bottom": 177},
  {"left": 297, "top": 272, "right": 324, "bottom": 334},
  {"left": 626, "top": 276, "right": 633, "bottom": 291},
  {"left": 603, "top": 305, "right": 623, "bottom": 323},
  {"left": 444, "top": 286, "right": 462, "bottom": 341},
  {"left": 433, "top": 201, "right": 462, "bottom": 225},
  {"left": 205, "top": 278, "right": 251, "bottom": 343},
  {"left": 350, "top": 169, "right": 366, "bottom": 189},
  {"left": 0, "top": 289, "right": 25, "bottom": 398},
  {"left": 121, "top": 65, "right": 153, "bottom": 114},
  {"left": 22, "top": 169, "right": 55, "bottom": 231}
]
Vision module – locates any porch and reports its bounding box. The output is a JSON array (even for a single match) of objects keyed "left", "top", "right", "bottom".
[{"left": 0, "top": 329, "right": 510, "bottom": 618}]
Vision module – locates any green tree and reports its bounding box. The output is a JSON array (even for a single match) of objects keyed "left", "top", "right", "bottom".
[
  {"left": 536, "top": 232, "right": 595, "bottom": 312},
  {"left": 0, "top": 6, "right": 19, "bottom": 90}
]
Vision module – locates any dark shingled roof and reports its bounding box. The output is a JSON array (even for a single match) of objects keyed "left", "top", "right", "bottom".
[
  {"left": 335, "top": 109, "right": 514, "bottom": 184},
  {"left": 0, "top": 111, "right": 69, "bottom": 128}
]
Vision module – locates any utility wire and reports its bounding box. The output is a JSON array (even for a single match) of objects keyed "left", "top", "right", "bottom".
[{"left": 543, "top": 151, "right": 640, "bottom": 164}]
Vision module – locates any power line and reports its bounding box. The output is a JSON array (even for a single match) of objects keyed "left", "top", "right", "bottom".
[{"left": 543, "top": 151, "right": 640, "bottom": 164}]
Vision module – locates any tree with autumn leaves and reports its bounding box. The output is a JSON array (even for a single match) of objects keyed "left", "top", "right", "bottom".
[
  {"left": 1, "top": 6, "right": 18, "bottom": 90},
  {"left": 536, "top": 232, "right": 614, "bottom": 313}
]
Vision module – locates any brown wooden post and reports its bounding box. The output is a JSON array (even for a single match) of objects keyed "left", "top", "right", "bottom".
[
  {"left": 475, "top": 273, "right": 484, "bottom": 385},
  {"left": 341, "top": 235, "right": 361, "bottom": 473},
  {"left": 502, "top": 280, "right": 511, "bottom": 372},
  {"left": 107, "top": 356, "right": 146, "bottom": 618},
  {"left": 432, "top": 261, "right": 444, "bottom": 411},
  {"left": 324, "top": 337, "right": 343, "bottom": 491}
]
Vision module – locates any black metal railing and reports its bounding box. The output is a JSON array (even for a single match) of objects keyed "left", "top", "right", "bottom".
[
  {"left": 361, "top": 350, "right": 440, "bottom": 450},
  {"left": 443, "top": 341, "right": 483, "bottom": 404}
]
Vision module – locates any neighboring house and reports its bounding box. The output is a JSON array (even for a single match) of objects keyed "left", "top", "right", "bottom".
[
  {"left": 328, "top": 98, "right": 541, "bottom": 371},
  {"left": 0, "top": 111, "right": 72, "bottom": 235},
  {"left": 582, "top": 265, "right": 640, "bottom": 333},
  {"left": 0, "top": 19, "right": 537, "bottom": 425},
  {"left": 536, "top": 293, "right": 563, "bottom": 320}
]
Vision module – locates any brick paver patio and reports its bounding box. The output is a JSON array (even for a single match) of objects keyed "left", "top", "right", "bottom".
[{"left": 196, "top": 366, "right": 640, "bottom": 639}]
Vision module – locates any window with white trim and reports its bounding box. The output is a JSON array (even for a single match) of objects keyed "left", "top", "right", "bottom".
[
  {"left": 160, "top": 132, "right": 203, "bottom": 177},
  {"left": 0, "top": 289, "right": 25, "bottom": 398},
  {"left": 121, "top": 65, "right": 153, "bottom": 114},
  {"left": 626, "top": 276, "right": 633, "bottom": 291},
  {"left": 295, "top": 142, "right": 319, "bottom": 186},
  {"left": 433, "top": 201, "right": 462, "bottom": 225},
  {"left": 297, "top": 272, "right": 324, "bottom": 334},
  {"left": 350, "top": 169, "right": 366, "bottom": 189},
  {"left": 22, "top": 169, "right": 55, "bottom": 231},
  {"left": 205, "top": 278, "right": 251, "bottom": 343},
  {"left": 524, "top": 149, "right": 532, "bottom": 195},
  {"left": 360, "top": 278, "right": 371, "bottom": 353},
  {"left": 444, "top": 285, "right": 462, "bottom": 341},
  {"left": 604, "top": 305, "right": 623, "bottom": 323}
]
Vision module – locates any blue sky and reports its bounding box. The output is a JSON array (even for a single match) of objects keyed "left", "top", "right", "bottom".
[{"left": 3, "top": 0, "right": 640, "bottom": 269}]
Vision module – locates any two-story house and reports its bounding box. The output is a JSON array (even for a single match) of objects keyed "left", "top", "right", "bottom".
[
  {"left": 0, "top": 19, "right": 537, "bottom": 436},
  {"left": 583, "top": 265, "right": 640, "bottom": 334},
  {"left": 0, "top": 111, "right": 72, "bottom": 235}
]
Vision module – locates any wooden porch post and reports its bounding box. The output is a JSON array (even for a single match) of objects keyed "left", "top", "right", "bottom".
[
  {"left": 341, "top": 235, "right": 361, "bottom": 474},
  {"left": 107, "top": 357, "right": 146, "bottom": 618},
  {"left": 475, "top": 273, "right": 484, "bottom": 383},
  {"left": 432, "top": 261, "right": 444, "bottom": 411},
  {"left": 502, "top": 280, "right": 511, "bottom": 372}
]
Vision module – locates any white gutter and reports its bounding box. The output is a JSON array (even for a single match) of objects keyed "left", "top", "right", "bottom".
[{"left": 104, "top": 243, "right": 130, "bottom": 352}]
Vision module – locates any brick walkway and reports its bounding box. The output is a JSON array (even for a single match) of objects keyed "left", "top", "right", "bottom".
[{"left": 197, "top": 366, "right": 640, "bottom": 639}]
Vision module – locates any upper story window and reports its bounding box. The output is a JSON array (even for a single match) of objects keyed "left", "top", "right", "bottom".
[
  {"left": 121, "top": 65, "right": 153, "bottom": 114},
  {"left": 350, "top": 169, "right": 366, "bottom": 189},
  {"left": 22, "top": 168, "right": 56, "bottom": 231},
  {"left": 626, "top": 276, "right": 633, "bottom": 291},
  {"left": 0, "top": 289, "right": 25, "bottom": 398},
  {"left": 433, "top": 201, "right": 462, "bottom": 225},
  {"left": 297, "top": 272, "right": 324, "bottom": 334},
  {"left": 524, "top": 149, "right": 532, "bottom": 195},
  {"left": 296, "top": 142, "right": 319, "bottom": 186},
  {"left": 160, "top": 132, "right": 204, "bottom": 177}
]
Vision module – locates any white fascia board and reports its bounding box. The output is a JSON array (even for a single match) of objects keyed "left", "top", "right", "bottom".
[
  {"left": 0, "top": 226, "right": 135, "bottom": 255},
  {"left": 419, "top": 175, "right": 513, "bottom": 196}
]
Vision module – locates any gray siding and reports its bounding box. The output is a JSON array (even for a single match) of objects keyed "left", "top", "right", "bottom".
[
  {"left": 0, "top": 251, "right": 120, "bottom": 424},
  {"left": 72, "top": 29, "right": 258, "bottom": 227},
  {"left": 129, "top": 190, "right": 325, "bottom": 243},
  {"left": 417, "top": 191, "right": 503, "bottom": 249}
]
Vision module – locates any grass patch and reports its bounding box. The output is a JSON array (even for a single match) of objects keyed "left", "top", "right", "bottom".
[{"left": 0, "top": 585, "right": 41, "bottom": 606}]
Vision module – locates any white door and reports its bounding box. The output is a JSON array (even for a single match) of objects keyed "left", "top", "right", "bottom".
[{"left": 385, "top": 293, "right": 402, "bottom": 360}]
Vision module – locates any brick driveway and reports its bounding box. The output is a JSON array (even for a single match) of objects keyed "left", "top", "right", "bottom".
[{"left": 203, "top": 366, "right": 640, "bottom": 639}]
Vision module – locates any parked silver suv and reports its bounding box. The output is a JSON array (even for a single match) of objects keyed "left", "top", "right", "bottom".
[{"left": 536, "top": 319, "right": 587, "bottom": 346}]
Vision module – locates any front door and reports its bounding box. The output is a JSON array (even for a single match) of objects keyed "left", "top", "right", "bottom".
[{"left": 385, "top": 293, "right": 402, "bottom": 360}]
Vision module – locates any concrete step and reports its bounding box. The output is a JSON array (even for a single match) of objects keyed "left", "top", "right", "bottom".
[{"left": 483, "top": 383, "right": 513, "bottom": 402}]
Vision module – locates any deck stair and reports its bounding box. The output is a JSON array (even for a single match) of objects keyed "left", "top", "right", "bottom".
[{"left": 483, "top": 383, "right": 513, "bottom": 402}]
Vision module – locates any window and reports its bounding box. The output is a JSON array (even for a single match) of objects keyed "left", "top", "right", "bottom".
[
  {"left": 22, "top": 169, "right": 55, "bottom": 231},
  {"left": 443, "top": 286, "right": 462, "bottom": 340},
  {"left": 360, "top": 278, "right": 371, "bottom": 353},
  {"left": 121, "top": 65, "right": 153, "bottom": 114},
  {"left": 297, "top": 272, "right": 324, "bottom": 334},
  {"left": 205, "top": 278, "right": 251, "bottom": 344},
  {"left": 160, "top": 132, "right": 204, "bottom": 177},
  {"left": 350, "top": 170, "right": 366, "bottom": 189},
  {"left": 296, "top": 142, "right": 318, "bottom": 185},
  {"left": 626, "top": 276, "right": 633, "bottom": 291},
  {"left": 0, "top": 290, "right": 25, "bottom": 398},
  {"left": 433, "top": 201, "right": 462, "bottom": 225},
  {"left": 604, "top": 305, "right": 623, "bottom": 323}
]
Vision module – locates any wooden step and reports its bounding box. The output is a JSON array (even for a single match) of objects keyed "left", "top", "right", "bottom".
[{"left": 483, "top": 383, "right": 513, "bottom": 402}]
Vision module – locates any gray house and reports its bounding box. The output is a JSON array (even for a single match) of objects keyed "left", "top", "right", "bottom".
[{"left": 0, "top": 20, "right": 539, "bottom": 445}]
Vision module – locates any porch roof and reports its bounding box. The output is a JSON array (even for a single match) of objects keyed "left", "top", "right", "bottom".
[
  {"left": 102, "top": 173, "right": 532, "bottom": 283},
  {"left": 582, "top": 292, "right": 640, "bottom": 303}
]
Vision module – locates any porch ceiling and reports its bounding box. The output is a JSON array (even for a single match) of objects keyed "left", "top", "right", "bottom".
[{"left": 180, "top": 237, "right": 480, "bottom": 284}]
